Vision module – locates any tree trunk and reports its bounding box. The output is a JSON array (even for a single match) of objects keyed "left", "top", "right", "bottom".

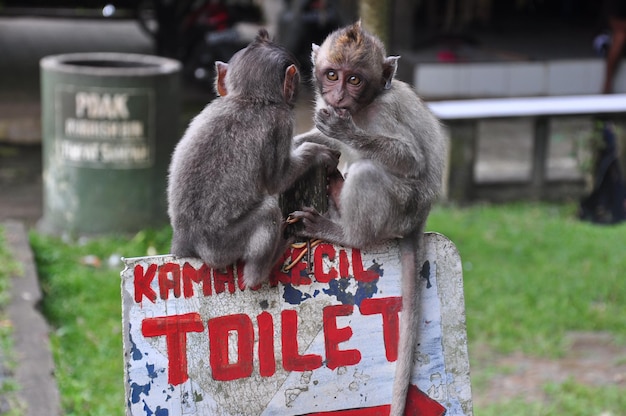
[{"left": 359, "top": 0, "right": 391, "bottom": 48}]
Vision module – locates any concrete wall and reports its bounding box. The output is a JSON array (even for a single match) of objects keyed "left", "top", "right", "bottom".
[{"left": 412, "top": 59, "right": 626, "bottom": 99}]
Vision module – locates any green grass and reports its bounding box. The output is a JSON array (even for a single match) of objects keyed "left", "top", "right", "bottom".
[
  {"left": 29, "top": 228, "right": 172, "bottom": 416},
  {"left": 476, "top": 380, "right": 626, "bottom": 416},
  {"left": 426, "top": 203, "right": 626, "bottom": 414},
  {"left": 426, "top": 203, "right": 626, "bottom": 357},
  {"left": 28, "top": 203, "right": 626, "bottom": 415},
  {"left": 0, "top": 226, "right": 26, "bottom": 416}
]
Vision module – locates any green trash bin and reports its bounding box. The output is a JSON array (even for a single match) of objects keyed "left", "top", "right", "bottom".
[{"left": 40, "top": 52, "right": 181, "bottom": 235}]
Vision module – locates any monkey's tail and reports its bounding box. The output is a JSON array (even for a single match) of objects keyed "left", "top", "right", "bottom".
[{"left": 390, "top": 231, "right": 421, "bottom": 416}]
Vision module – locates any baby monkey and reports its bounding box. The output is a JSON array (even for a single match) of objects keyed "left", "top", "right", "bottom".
[
  {"left": 290, "top": 21, "right": 446, "bottom": 416},
  {"left": 167, "top": 30, "right": 338, "bottom": 288}
]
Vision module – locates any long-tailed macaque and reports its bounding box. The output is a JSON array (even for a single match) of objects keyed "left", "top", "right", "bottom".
[
  {"left": 290, "top": 21, "right": 447, "bottom": 416},
  {"left": 167, "top": 30, "right": 338, "bottom": 288}
]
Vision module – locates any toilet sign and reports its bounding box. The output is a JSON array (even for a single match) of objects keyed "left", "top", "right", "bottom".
[{"left": 121, "top": 233, "right": 473, "bottom": 416}]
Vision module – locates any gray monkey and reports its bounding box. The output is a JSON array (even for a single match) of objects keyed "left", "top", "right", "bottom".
[
  {"left": 167, "top": 30, "right": 338, "bottom": 288},
  {"left": 289, "top": 22, "right": 447, "bottom": 416}
]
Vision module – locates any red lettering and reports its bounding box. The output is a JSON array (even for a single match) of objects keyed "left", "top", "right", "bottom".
[
  {"left": 208, "top": 314, "right": 253, "bottom": 381},
  {"left": 314, "top": 244, "right": 337, "bottom": 283},
  {"left": 134, "top": 264, "right": 157, "bottom": 303},
  {"left": 352, "top": 250, "right": 379, "bottom": 282},
  {"left": 339, "top": 249, "right": 349, "bottom": 277},
  {"left": 270, "top": 249, "right": 293, "bottom": 286},
  {"left": 323, "top": 305, "right": 361, "bottom": 370},
  {"left": 141, "top": 313, "right": 204, "bottom": 385},
  {"left": 214, "top": 267, "right": 236, "bottom": 294},
  {"left": 290, "top": 259, "right": 312, "bottom": 286},
  {"left": 281, "top": 310, "right": 322, "bottom": 371},
  {"left": 236, "top": 262, "right": 246, "bottom": 291},
  {"left": 360, "top": 297, "right": 402, "bottom": 362},
  {"left": 182, "top": 263, "right": 212, "bottom": 298},
  {"left": 158, "top": 263, "right": 181, "bottom": 300},
  {"left": 257, "top": 312, "right": 275, "bottom": 377}
]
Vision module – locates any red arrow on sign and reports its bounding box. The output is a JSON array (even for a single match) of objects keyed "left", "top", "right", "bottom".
[{"left": 303, "top": 384, "right": 446, "bottom": 416}]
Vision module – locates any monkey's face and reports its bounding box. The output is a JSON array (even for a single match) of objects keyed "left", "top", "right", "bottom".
[
  {"left": 313, "top": 23, "right": 388, "bottom": 115},
  {"left": 316, "top": 63, "right": 365, "bottom": 112},
  {"left": 315, "top": 58, "right": 384, "bottom": 115}
]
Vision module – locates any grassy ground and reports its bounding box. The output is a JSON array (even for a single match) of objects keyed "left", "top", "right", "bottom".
[
  {"left": 477, "top": 381, "right": 626, "bottom": 416},
  {"left": 427, "top": 203, "right": 626, "bottom": 415},
  {"left": 427, "top": 203, "right": 626, "bottom": 356},
  {"left": 28, "top": 203, "right": 626, "bottom": 415},
  {"left": 30, "top": 228, "right": 171, "bottom": 416},
  {"left": 0, "top": 226, "right": 25, "bottom": 416}
]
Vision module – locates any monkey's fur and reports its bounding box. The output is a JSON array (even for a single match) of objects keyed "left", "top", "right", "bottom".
[
  {"left": 290, "top": 22, "right": 446, "bottom": 415},
  {"left": 167, "top": 30, "right": 337, "bottom": 288}
]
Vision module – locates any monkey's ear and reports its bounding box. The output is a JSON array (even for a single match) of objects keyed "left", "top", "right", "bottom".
[
  {"left": 215, "top": 61, "right": 228, "bottom": 97},
  {"left": 283, "top": 64, "right": 300, "bottom": 104},
  {"left": 311, "top": 44, "right": 320, "bottom": 64},
  {"left": 383, "top": 56, "right": 400, "bottom": 90}
]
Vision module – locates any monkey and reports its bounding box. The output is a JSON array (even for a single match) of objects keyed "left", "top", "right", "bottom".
[
  {"left": 289, "top": 21, "right": 447, "bottom": 416},
  {"left": 167, "top": 29, "right": 338, "bottom": 288}
]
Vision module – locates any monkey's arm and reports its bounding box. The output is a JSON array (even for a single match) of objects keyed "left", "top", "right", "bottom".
[
  {"left": 315, "top": 107, "right": 421, "bottom": 176},
  {"left": 264, "top": 138, "right": 339, "bottom": 195},
  {"left": 293, "top": 128, "right": 342, "bottom": 150}
]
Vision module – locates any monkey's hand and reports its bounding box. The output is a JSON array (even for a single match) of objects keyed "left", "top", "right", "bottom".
[
  {"left": 295, "top": 142, "right": 340, "bottom": 171},
  {"left": 315, "top": 107, "right": 356, "bottom": 141}
]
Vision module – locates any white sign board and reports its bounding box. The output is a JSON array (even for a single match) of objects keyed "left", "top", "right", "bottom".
[{"left": 121, "top": 233, "right": 473, "bottom": 415}]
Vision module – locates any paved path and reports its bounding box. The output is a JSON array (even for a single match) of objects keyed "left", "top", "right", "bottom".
[{"left": 3, "top": 221, "right": 60, "bottom": 416}]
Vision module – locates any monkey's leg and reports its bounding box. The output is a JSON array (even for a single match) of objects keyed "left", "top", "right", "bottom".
[
  {"left": 240, "top": 201, "right": 287, "bottom": 288},
  {"left": 241, "top": 230, "right": 282, "bottom": 288},
  {"left": 327, "top": 168, "right": 345, "bottom": 219},
  {"left": 170, "top": 227, "right": 199, "bottom": 259},
  {"left": 335, "top": 161, "right": 405, "bottom": 247}
]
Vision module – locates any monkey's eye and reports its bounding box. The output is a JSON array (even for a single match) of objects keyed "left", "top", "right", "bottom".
[
  {"left": 347, "top": 75, "right": 361, "bottom": 86},
  {"left": 326, "top": 70, "right": 339, "bottom": 81}
]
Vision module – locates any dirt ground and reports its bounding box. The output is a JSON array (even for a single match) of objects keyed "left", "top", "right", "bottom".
[{"left": 471, "top": 331, "right": 626, "bottom": 408}]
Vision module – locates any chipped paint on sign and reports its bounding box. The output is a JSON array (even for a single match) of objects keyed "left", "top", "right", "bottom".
[{"left": 121, "top": 233, "right": 473, "bottom": 415}]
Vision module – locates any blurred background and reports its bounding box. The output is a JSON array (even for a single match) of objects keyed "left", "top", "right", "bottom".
[
  {"left": 1, "top": 0, "right": 624, "bottom": 226},
  {"left": 0, "top": 0, "right": 619, "bottom": 101}
]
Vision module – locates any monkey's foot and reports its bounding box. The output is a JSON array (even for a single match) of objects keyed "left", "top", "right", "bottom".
[
  {"left": 289, "top": 207, "right": 345, "bottom": 245},
  {"left": 242, "top": 275, "right": 265, "bottom": 290},
  {"left": 288, "top": 206, "right": 321, "bottom": 228},
  {"left": 285, "top": 215, "right": 300, "bottom": 225}
]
